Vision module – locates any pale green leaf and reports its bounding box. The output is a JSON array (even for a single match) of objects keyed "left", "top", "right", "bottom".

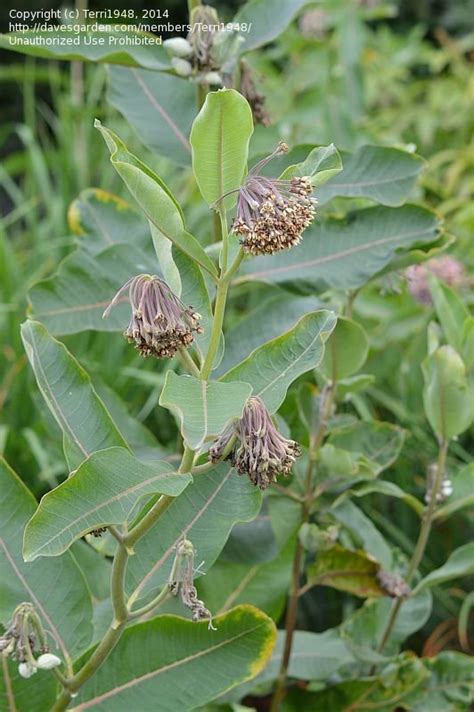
[
  {"left": 0, "top": 458, "right": 93, "bottom": 664},
  {"left": 0, "top": 658, "right": 56, "bottom": 712},
  {"left": 328, "top": 421, "right": 405, "bottom": 475},
  {"left": 280, "top": 143, "right": 343, "bottom": 187},
  {"left": 412, "top": 652, "right": 474, "bottom": 711},
  {"left": 317, "top": 146, "right": 425, "bottom": 206},
  {"left": 190, "top": 89, "right": 253, "bottom": 207},
  {"left": 107, "top": 66, "right": 195, "bottom": 166},
  {"left": 159, "top": 372, "right": 252, "bottom": 450},
  {"left": 125, "top": 464, "right": 262, "bottom": 603},
  {"left": 413, "top": 543, "right": 474, "bottom": 594},
  {"left": 237, "top": 205, "right": 441, "bottom": 291},
  {"left": 320, "top": 316, "right": 369, "bottom": 380},
  {"left": 95, "top": 120, "right": 217, "bottom": 277},
  {"left": 434, "top": 463, "right": 474, "bottom": 521},
  {"left": 23, "top": 447, "right": 191, "bottom": 561},
  {"left": 428, "top": 275, "right": 469, "bottom": 352},
  {"left": 332, "top": 500, "right": 392, "bottom": 569},
  {"left": 222, "top": 310, "right": 337, "bottom": 412},
  {"left": 234, "top": 0, "right": 311, "bottom": 52},
  {"left": 21, "top": 321, "right": 128, "bottom": 469},
  {"left": 73, "top": 607, "right": 276, "bottom": 710}
]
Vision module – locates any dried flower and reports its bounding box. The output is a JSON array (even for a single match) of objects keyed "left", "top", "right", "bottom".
[
  {"left": 221, "top": 142, "right": 315, "bottom": 256},
  {"left": 187, "top": 5, "right": 220, "bottom": 72},
  {"left": 376, "top": 570, "right": 411, "bottom": 598},
  {"left": 103, "top": 274, "right": 202, "bottom": 359},
  {"left": 169, "top": 540, "right": 215, "bottom": 630},
  {"left": 210, "top": 396, "right": 302, "bottom": 489},
  {"left": 0, "top": 602, "right": 62, "bottom": 677},
  {"left": 406, "top": 256, "right": 466, "bottom": 306},
  {"left": 239, "top": 59, "right": 270, "bottom": 127}
]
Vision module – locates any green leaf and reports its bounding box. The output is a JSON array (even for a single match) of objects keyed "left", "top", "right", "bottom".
[
  {"left": 222, "top": 310, "right": 337, "bottom": 413},
  {"left": 287, "top": 654, "right": 428, "bottom": 711},
  {"left": 190, "top": 89, "right": 253, "bottom": 208},
  {"left": 125, "top": 464, "right": 262, "bottom": 603},
  {"left": 0, "top": 30, "right": 171, "bottom": 70},
  {"left": 413, "top": 652, "right": 474, "bottom": 711},
  {"left": 21, "top": 321, "right": 128, "bottom": 469},
  {"left": 0, "top": 658, "right": 57, "bottom": 712},
  {"left": 73, "top": 606, "right": 276, "bottom": 710},
  {"left": 107, "top": 66, "right": 195, "bottom": 166},
  {"left": 71, "top": 540, "right": 111, "bottom": 601},
  {"left": 332, "top": 500, "right": 392, "bottom": 569},
  {"left": 328, "top": 421, "right": 405, "bottom": 475},
  {"left": 337, "top": 480, "right": 424, "bottom": 517},
  {"left": 197, "top": 537, "right": 295, "bottom": 620},
  {"left": 434, "top": 463, "right": 474, "bottom": 521},
  {"left": 95, "top": 120, "right": 217, "bottom": 278},
  {"left": 237, "top": 206, "right": 441, "bottom": 291},
  {"left": 28, "top": 244, "right": 159, "bottom": 335},
  {"left": 320, "top": 316, "right": 369, "bottom": 380},
  {"left": 159, "top": 372, "right": 252, "bottom": 450},
  {"left": 280, "top": 144, "right": 343, "bottom": 187},
  {"left": 428, "top": 275, "right": 469, "bottom": 352},
  {"left": 422, "top": 345, "right": 473, "bottom": 440},
  {"left": 234, "top": 0, "right": 311, "bottom": 52},
  {"left": 217, "top": 293, "right": 323, "bottom": 375},
  {"left": 317, "top": 146, "right": 425, "bottom": 206},
  {"left": 68, "top": 188, "right": 151, "bottom": 255},
  {"left": 413, "top": 543, "right": 474, "bottom": 594},
  {"left": 23, "top": 447, "right": 191, "bottom": 561},
  {"left": 461, "top": 317, "right": 474, "bottom": 370},
  {"left": 0, "top": 458, "right": 93, "bottom": 664},
  {"left": 306, "top": 544, "right": 386, "bottom": 598}
]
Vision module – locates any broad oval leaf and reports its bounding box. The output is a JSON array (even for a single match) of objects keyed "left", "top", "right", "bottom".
[
  {"left": 0, "top": 30, "right": 171, "bottom": 70},
  {"left": 413, "top": 543, "right": 474, "bottom": 594},
  {"left": 125, "top": 464, "right": 262, "bottom": 604},
  {"left": 222, "top": 310, "right": 337, "bottom": 413},
  {"left": 306, "top": 544, "right": 386, "bottom": 598},
  {"left": 107, "top": 66, "right": 195, "bottom": 166},
  {"left": 234, "top": 0, "right": 310, "bottom": 53},
  {"left": 0, "top": 458, "right": 93, "bottom": 665},
  {"left": 320, "top": 316, "right": 369, "bottom": 380},
  {"left": 72, "top": 606, "right": 276, "bottom": 711},
  {"left": 328, "top": 421, "right": 405, "bottom": 475},
  {"left": 23, "top": 447, "right": 192, "bottom": 561},
  {"left": 237, "top": 205, "right": 441, "bottom": 292},
  {"left": 190, "top": 88, "right": 254, "bottom": 207},
  {"left": 317, "top": 146, "right": 425, "bottom": 206},
  {"left": 95, "top": 120, "right": 217, "bottom": 278},
  {"left": 332, "top": 500, "right": 392, "bottom": 569},
  {"left": 21, "top": 321, "right": 128, "bottom": 469},
  {"left": 159, "top": 372, "right": 252, "bottom": 449}
]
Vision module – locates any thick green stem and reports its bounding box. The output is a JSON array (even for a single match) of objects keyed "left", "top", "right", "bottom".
[
  {"left": 377, "top": 439, "right": 449, "bottom": 654},
  {"left": 128, "top": 585, "right": 170, "bottom": 620}
]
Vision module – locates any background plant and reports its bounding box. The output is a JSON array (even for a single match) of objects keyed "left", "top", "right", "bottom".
[{"left": 0, "top": 1, "right": 473, "bottom": 710}]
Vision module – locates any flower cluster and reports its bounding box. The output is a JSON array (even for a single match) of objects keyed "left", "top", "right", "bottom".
[
  {"left": 103, "top": 274, "right": 202, "bottom": 359},
  {"left": 210, "top": 396, "right": 302, "bottom": 490},
  {"left": 406, "top": 256, "right": 466, "bottom": 306},
  {"left": 230, "top": 142, "right": 315, "bottom": 256},
  {"left": 169, "top": 540, "right": 216, "bottom": 630},
  {"left": 0, "top": 603, "right": 61, "bottom": 678}
]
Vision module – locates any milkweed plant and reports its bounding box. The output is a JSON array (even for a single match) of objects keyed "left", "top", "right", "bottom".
[{"left": 1, "top": 1, "right": 473, "bottom": 711}]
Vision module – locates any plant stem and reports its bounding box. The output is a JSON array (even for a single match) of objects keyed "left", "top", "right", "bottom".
[
  {"left": 178, "top": 347, "right": 201, "bottom": 377},
  {"left": 377, "top": 438, "right": 449, "bottom": 654},
  {"left": 128, "top": 585, "right": 170, "bottom": 620},
  {"left": 270, "top": 384, "right": 335, "bottom": 711}
]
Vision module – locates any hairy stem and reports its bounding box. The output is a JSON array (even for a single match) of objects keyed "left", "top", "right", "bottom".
[
  {"left": 271, "top": 384, "right": 335, "bottom": 711},
  {"left": 377, "top": 438, "right": 449, "bottom": 654}
]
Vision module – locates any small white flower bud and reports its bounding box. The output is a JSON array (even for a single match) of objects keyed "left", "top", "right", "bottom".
[
  {"left": 18, "top": 662, "right": 37, "bottom": 678},
  {"left": 36, "top": 653, "right": 62, "bottom": 670},
  {"left": 163, "top": 37, "right": 193, "bottom": 58},
  {"left": 204, "top": 72, "right": 223, "bottom": 86},
  {"left": 171, "top": 58, "right": 193, "bottom": 77}
]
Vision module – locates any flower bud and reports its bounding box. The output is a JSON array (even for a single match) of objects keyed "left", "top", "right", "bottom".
[
  {"left": 163, "top": 37, "right": 193, "bottom": 58},
  {"left": 204, "top": 71, "right": 223, "bottom": 86},
  {"left": 171, "top": 57, "right": 193, "bottom": 77},
  {"left": 18, "top": 662, "right": 37, "bottom": 678},
  {"left": 36, "top": 653, "right": 62, "bottom": 670}
]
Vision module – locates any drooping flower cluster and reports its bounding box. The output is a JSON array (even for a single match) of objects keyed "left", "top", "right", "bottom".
[
  {"left": 406, "top": 256, "right": 466, "bottom": 306},
  {"left": 0, "top": 603, "right": 62, "bottom": 678},
  {"left": 210, "top": 396, "right": 302, "bottom": 490},
  {"left": 169, "top": 540, "right": 215, "bottom": 630},
  {"left": 229, "top": 142, "right": 315, "bottom": 256},
  {"left": 103, "top": 274, "right": 202, "bottom": 359}
]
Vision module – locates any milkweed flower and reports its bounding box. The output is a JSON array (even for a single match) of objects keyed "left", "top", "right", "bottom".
[
  {"left": 210, "top": 396, "right": 302, "bottom": 490},
  {"left": 103, "top": 274, "right": 202, "bottom": 359},
  {"left": 0, "top": 602, "right": 62, "bottom": 677},
  {"left": 225, "top": 142, "right": 315, "bottom": 256},
  {"left": 406, "top": 256, "right": 466, "bottom": 305}
]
